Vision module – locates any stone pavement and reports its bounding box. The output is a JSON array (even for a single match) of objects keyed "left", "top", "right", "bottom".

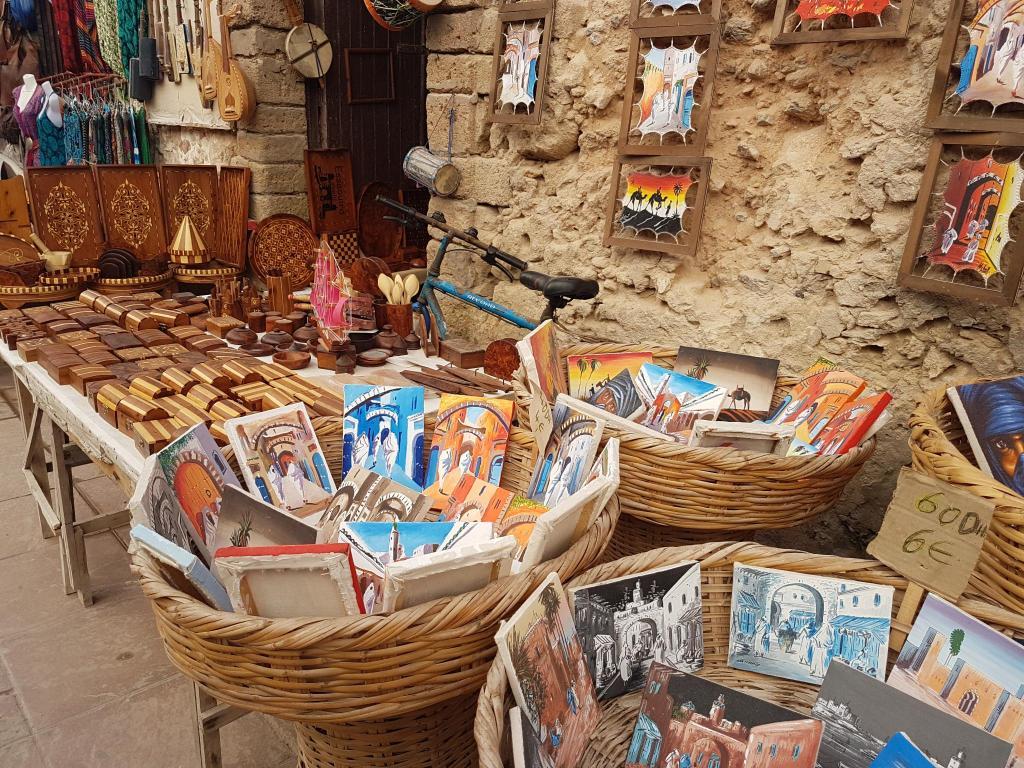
[{"left": 0, "top": 366, "right": 298, "bottom": 767}]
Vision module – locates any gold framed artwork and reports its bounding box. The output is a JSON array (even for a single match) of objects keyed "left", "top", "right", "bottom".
[
  {"left": 926, "top": 0, "right": 1024, "bottom": 133},
  {"left": 898, "top": 132, "right": 1024, "bottom": 307},
  {"left": 603, "top": 154, "right": 712, "bottom": 257},
  {"left": 770, "top": 0, "right": 913, "bottom": 45},
  {"left": 618, "top": 23, "right": 720, "bottom": 157},
  {"left": 488, "top": 3, "right": 554, "bottom": 126}
]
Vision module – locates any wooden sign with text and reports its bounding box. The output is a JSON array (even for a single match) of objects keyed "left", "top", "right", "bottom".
[{"left": 868, "top": 467, "right": 994, "bottom": 600}]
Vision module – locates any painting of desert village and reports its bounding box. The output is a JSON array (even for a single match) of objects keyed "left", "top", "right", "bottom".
[
  {"left": 496, "top": 573, "right": 600, "bottom": 768},
  {"left": 728, "top": 564, "right": 893, "bottom": 685},
  {"left": 570, "top": 562, "right": 703, "bottom": 701},
  {"left": 888, "top": 593, "right": 1024, "bottom": 767},
  {"left": 226, "top": 404, "right": 335, "bottom": 521},
  {"left": 625, "top": 664, "right": 823, "bottom": 768},
  {"left": 812, "top": 660, "right": 1014, "bottom": 768}
]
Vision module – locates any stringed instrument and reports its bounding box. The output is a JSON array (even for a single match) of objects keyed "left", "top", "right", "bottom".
[
  {"left": 216, "top": 4, "right": 255, "bottom": 122},
  {"left": 282, "top": 0, "right": 332, "bottom": 83},
  {"left": 199, "top": 0, "right": 220, "bottom": 101}
]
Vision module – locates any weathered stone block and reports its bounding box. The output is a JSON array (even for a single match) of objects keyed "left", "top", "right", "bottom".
[
  {"left": 245, "top": 104, "right": 307, "bottom": 135},
  {"left": 237, "top": 132, "right": 307, "bottom": 164},
  {"left": 453, "top": 157, "right": 513, "bottom": 207},
  {"left": 251, "top": 193, "right": 307, "bottom": 220},
  {"left": 426, "top": 9, "right": 497, "bottom": 54},
  {"left": 231, "top": 27, "right": 286, "bottom": 57},
  {"left": 236, "top": 56, "right": 305, "bottom": 106},
  {"left": 427, "top": 54, "right": 493, "bottom": 95},
  {"left": 246, "top": 161, "right": 307, "bottom": 195},
  {"left": 426, "top": 93, "right": 489, "bottom": 155},
  {"left": 235, "top": 0, "right": 290, "bottom": 30}
]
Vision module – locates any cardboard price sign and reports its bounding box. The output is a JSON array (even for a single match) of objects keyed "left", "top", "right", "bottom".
[{"left": 867, "top": 467, "right": 994, "bottom": 600}]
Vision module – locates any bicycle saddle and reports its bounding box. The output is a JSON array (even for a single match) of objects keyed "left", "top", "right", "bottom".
[{"left": 519, "top": 270, "right": 599, "bottom": 302}]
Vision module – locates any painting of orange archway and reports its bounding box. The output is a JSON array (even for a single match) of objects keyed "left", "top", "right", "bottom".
[{"left": 174, "top": 460, "right": 220, "bottom": 543}]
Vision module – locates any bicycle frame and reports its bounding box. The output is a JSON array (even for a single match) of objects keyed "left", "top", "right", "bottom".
[{"left": 418, "top": 234, "right": 537, "bottom": 341}]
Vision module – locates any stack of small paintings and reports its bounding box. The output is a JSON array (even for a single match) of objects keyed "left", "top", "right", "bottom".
[{"left": 728, "top": 563, "right": 894, "bottom": 684}]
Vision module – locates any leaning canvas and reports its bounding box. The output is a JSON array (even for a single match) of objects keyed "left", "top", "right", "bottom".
[
  {"left": 516, "top": 319, "right": 566, "bottom": 405},
  {"left": 888, "top": 593, "right": 1024, "bottom": 765},
  {"left": 767, "top": 367, "right": 867, "bottom": 446},
  {"left": 527, "top": 395, "right": 604, "bottom": 507},
  {"left": 130, "top": 524, "right": 231, "bottom": 611},
  {"left": 129, "top": 454, "right": 195, "bottom": 557},
  {"left": 569, "top": 561, "right": 703, "bottom": 700},
  {"left": 211, "top": 485, "right": 318, "bottom": 555},
  {"left": 225, "top": 403, "right": 335, "bottom": 521},
  {"left": 585, "top": 436, "right": 620, "bottom": 513},
  {"left": 423, "top": 394, "right": 515, "bottom": 504},
  {"left": 674, "top": 346, "right": 780, "bottom": 419},
  {"left": 813, "top": 661, "right": 1013, "bottom": 768},
  {"left": 567, "top": 351, "right": 653, "bottom": 401},
  {"left": 510, "top": 706, "right": 553, "bottom": 768},
  {"left": 342, "top": 384, "right": 425, "bottom": 491},
  {"left": 213, "top": 543, "right": 364, "bottom": 619},
  {"left": 947, "top": 375, "right": 1024, "bottom": 496},
  {"left": 728, "top": 563, "right": 894, "bottom": 685},
  {"left": 625, "top": 663, "right": 823, "bottom": 768},
  {"left": 155, "top": 424, "right": 241, "bottom": 560},
  {"left": 316, "top": 465, "right": 432, "bottom": 545},
  {"left": 442, "top": 472, "right": 548, "bottom": 558},
  {"left": 495, "top": 573, "right": 599, "bottom": 768},
  {"left": 518, "top": 474, "right": 615, "bottom": 571},
  {"left": 642, "top": 369, "right": 727, "bottom": 443}
]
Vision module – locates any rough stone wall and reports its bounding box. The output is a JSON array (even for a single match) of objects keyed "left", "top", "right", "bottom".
[
  {"left": 153, "top": 1, "right": 307, "bottom": 220},
  {"left": 424, "top": 0, "right": 1016, "bottom": 555}
]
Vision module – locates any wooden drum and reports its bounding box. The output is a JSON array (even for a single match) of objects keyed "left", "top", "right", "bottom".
[{"left": 403, "top": 146, "right": 461, "bottom": 197}]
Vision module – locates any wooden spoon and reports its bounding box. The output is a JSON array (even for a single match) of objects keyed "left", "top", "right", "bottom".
[{"left": 404, "top": 274, "right": 419, "bottom": 303}]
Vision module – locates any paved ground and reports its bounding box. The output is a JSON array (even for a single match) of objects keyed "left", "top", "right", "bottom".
[{"left": 0, "top": 366, "right": 298, "bottom": 767}]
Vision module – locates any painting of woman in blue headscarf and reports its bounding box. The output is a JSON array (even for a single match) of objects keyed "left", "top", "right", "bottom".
[{"left": 950, "top": 375, "right": 1024, "bottom": 496}]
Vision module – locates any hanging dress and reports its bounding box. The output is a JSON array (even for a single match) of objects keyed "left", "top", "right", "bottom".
[
  {"left": 36, "top": 100, "right": 67, "bottom": 166},
  {"left": 12, "top": 85, "right": 44, "bottom": 167},
  {"left": 63, "top": 103, "right": 85, "bottom": 165},
  {"left": 93, "top": 0, "right": 123, "bottom": 77},
  {"left": 50, "top": 0, "right": 82, "bottom": 73},
  {"left": 115, "top": 0, "right": 143, "bottom": 75},
  {"left": 91, "top": 108, "right": 106, "bottom": 164},
  {"left": 74, "top": 0, "right": 109, "bottom": 73},
  {"left": 126, "top": 105, "right": 139, "bottom": 164},
  {"left": 109, "top": 104, "right": 125, "bottom": 164}
]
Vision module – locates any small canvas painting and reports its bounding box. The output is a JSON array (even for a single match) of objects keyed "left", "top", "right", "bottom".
[
  {"left": 317, "top": 465, "right": 432, "bottom": 544},
  {"left": 516, "top": 320, "right": 565, "bottom": 405},
  {"left": 636, "top": 362, "right": 670, "bottom": 406},
  {"left": 510, "top": 706, "right": 553, "bottom": 768},
  {"left": 810, "top": 392, "right": 892, "bottom": 456},
  {"left": 155, "top": 424, "right": 241, "bottom": 559},
  {"left": 948, "top": 375, "right": 1024, "bottom": 496},
  {"left": 813, "top": 661, "right": 1014, "bottom": 768},
  {"left": 625, "top": 663, "right": 823, "bottom": 768},
  {"left": 497, "top": 19, "right": 543, "bottom": 112},
  {"left": 674, "top": 346, "right": 780, "bottom": 419},
  {"left": 566, "top": 351, "right": 653, "bottom": 401},
  {"left": 423, "top": 394, "right": 514, "bottom": 504},
  {"left": 225, "top": 404, "right": 335, "bottom": 521},
  {"left": 869, "top": 732, "right": 935, "bottom": 768},
  {"left": 343, "top": 385, "right": 425, "bottom": 491},
  {"left": 129, "top": 454, "right": 194, "bottom": 557},
  {"left": 527, "top": 396, "right": 604, "bottom": 507},
  {"left": 570, "top": 561, "right": 703, "bottom": 701},
  {"left": 442, "top": 472, "right": 547, "bottom": 558},
  {"left": 212, "top": 485, "right": 318, "bottom": 555},
  {"left": 766, "top": 366, "right": 866, "bottom": 447},
  {"left": 587, "top": 369, "right": 645, "bottom": 419},
  {"left": 888, "top": 593, "right": 1024, "bottom": 765},
  {"left": 728, "top": 563, "right": 893, "bottom": 685},
  {"left": 495, "top": 573, "right": 600, "bottom": 768},
  {"left": 642, "top": 368, "right": 726, "bottom": 443}
]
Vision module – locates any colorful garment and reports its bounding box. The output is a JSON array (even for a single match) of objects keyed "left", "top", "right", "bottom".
[
  {"left": 74, "top": 0, "right": 109, "bottom": 72},
  {"left": 51, "top": 0, "right": 81, "bottom": 73},
  {"left": 91, "top": 109, "right": 106, "bottom": 164},
  {"left": 93, "top": 0, "right": 123, "bottom": 77},
  {"left": 126, "top": 107, "right": 139, "bottom": 163},
  {"left": 134, "top": 106, "right": 150, "bottom": 163},
  {"left": 36, "top": 103, "right": 67, "bottom": 166},
  {"left": 110, "top": 105, "right": 124, "bottom": 164},
  {"left": 12, "top": 85, "right": 44, "bottom": 166},
  {"left": 63, "top": 104, "right": 85, "bottom": 164},
  {"left": 116, "top": 0, "right": 143, "bottom": 75}
]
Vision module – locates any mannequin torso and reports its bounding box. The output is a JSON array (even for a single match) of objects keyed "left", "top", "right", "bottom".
[
  {"left": 16, "top": 74, "right": 37, "bottom": 110},
  {"left": 41, "top": 82, "right": 62, "bottom": 128}
]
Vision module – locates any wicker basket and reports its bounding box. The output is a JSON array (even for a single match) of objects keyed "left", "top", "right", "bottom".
[
  {"left": 910, "top": 383, "right": 1024, "bottom": 614},
  {"left": 515, "top": 344, "right": 876, "bottom": 551},
  {"left": 474, "top": 542, "right": 1024, "bottom": 768},
  {"left": 132, "top": 415, "right": 621, "bottom": 768}
]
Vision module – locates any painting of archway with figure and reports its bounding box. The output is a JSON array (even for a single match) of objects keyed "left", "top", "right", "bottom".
[
  {"left": 342, "top": 384, "right": 425, "bottom": 493},
  {"left": 728, "top": 563, "right": 894, "bottom": 685},
  {"left": 527, "top": 397, "right": 604, "bottom": 508}
]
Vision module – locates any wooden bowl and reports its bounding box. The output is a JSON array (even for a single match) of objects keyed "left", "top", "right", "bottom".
[
  {"left": 239, "top": 342, "right": 274, "bottom": 357},
  {"left": 225, "top": 327, "right": 258, "bottom": 346},
  {"left": 293, "top": 325, "right": 319, "bottom": 344},
  {"left": 262, "top": 330, "right": 293, "bottom": 347},
  {"left": 357, "top": 349, "right": 391, "bottom": 367},
  {"left": 273, "top": 350, "right": 311, "bottom": 370}
]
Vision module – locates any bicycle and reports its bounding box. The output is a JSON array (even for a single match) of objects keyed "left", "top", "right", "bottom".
[{"left": 378, "top": 196, "right": 600, "bottom": 341}]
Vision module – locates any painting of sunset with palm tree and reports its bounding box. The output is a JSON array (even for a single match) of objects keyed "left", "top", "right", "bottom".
[{"left": 619, "top": 170, "right": 693, "bottom": 238}]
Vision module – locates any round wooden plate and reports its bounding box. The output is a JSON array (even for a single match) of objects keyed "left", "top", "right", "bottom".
[
  {"left": 38, "top": 267, "right": 100, "bottom": 286},
  {"left": 239, "top": 342, "right": 274, "bottom": 357},
  {"left": 357, "top": 349, "right": 391, "bottom": 367},
  {"left": 357, "top": 182, "right": 402, "bottom": 264},
  {"left": 248, "top": 214, "right": 317, "bottom": 289},
  {"left": 0, "top": 233, "right": 41, "bottom": 267}
]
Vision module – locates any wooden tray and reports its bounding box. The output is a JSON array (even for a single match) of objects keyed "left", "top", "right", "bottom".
[
  {"left": 0, "top": 283, "right": 83, "bottom": 309},
  {"left": 248, "top": 214, "right": 317, "bottom": 289},
  {"left": 94, "top": 270, "right": 174, "bottom": 295},
  {"left": 304, "top": 149, "right": 357, "bottom": 234},
  {"left": 25, "top": 167, "right": 106, "bottom": 267}
]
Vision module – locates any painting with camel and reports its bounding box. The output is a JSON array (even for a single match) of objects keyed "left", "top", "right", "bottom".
[{"left": 674, "top": 346, "right": 780, "bottom": 420}]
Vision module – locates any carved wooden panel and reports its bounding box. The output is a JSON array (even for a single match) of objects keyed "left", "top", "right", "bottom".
[
  {"left": 95, "top": 166, "right": 168, "bottom": 263},
  {"left": 216, "top": 166, "right": 251, "bottom": 269},
  {"left": 161, "top": 165, "right": 219, "bottom": 247},
  {"left": 249, "top": 214, "right": 317, "bottom": 288},
  {"left": 26, "top": 167, "right": 106, "bottom": 267},
  {"left": 304, "top": 149, "right": 357, "bottom": 234}
]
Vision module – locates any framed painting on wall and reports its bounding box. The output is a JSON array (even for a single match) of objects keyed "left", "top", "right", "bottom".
[
  {"left": 770, "top": 0, "right": 914, "bottom": 44},
  {"left": 629, "top": 0, "right": 721, "bottom": 29},
  {"left": 618, "top": 23, "right": 719, "bottom": 156},
  {"left": 926, "top": 0, "right": 1024, "bottom": 133},
  {"left": 488, "top": 3, "right": 554, "bottom": 125},
  {"left": 898, "top": 132, "right": 1024, "bottom": 306},
  {"left": 603, "top": 154, "right": 712, "bottom": 257}
]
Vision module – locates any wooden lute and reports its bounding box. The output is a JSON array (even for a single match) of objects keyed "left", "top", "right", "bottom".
[
  {"left": 216, "top": 4, "right": 255, "bottom": 122},
  {"left": 199, "top": 0, "right": 220, "bottom": 101}
]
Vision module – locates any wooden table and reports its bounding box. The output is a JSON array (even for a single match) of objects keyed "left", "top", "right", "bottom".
[{"left": 0, "top": 342, "right": 458, "bottom": 768}]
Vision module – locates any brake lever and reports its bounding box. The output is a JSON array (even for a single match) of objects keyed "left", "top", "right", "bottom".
[{"left": 483, "top": 254, "right": 515, "bottom": 281}]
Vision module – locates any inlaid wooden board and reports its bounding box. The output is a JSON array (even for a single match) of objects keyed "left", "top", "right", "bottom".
[
  {"left": 161, "top": 165, "right": 219, "bottom": 246},
  {"left": 25, "top": 167, "right": 106, "bottom": 267},
  {"left": 248, "top": 214, "right": 317, "bottom": 288},
  {"left": 216, "top": 166, "right": 251, "bottom": 270},
  {"left": 95, "top": 166, "right": 168, "bottom": 262},
  {"left": 304, "top": 149, "right": 357, "bottom": 234}
]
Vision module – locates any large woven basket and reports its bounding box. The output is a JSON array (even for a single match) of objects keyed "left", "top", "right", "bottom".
[
  {"left": 132, "top": 415, "right": 621, "bottom": 768},
  {"left": 515, "top": 344, "right": 876, "bottom": 553},
  {"left": 910, "top": 383, "right": 1024, "bottom": 614},
  {"left": 475, "top": 542, "right": 1024, "bottom": 767}
]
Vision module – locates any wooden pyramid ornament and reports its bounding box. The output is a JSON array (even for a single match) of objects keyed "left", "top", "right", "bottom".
[{"left": 170, "top": 215, "right": 209, "bottom": 265}]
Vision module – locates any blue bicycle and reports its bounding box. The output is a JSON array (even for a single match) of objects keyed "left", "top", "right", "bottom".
[{"left": 378, "top": 196, "right": 599, "bottom": 341}]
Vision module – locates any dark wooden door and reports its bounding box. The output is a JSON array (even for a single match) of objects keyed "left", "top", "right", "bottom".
[{"left": 304, "top": 0, "right": 427, "bottom": 195}]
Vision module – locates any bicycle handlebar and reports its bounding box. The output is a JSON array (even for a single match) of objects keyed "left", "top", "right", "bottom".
[{"left": 376, "top": 196, "right": 528, "bottom": 273}]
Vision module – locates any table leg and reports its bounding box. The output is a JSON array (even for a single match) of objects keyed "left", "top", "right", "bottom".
[
  {"left": 49, "top": 416, "right": 93, "bottom": 606},
  {"left": 194, "top": 683, "right": 248, "bottom": 768},
  {"left": 22, "top": 405, "right": 56, "bottom": 540}
]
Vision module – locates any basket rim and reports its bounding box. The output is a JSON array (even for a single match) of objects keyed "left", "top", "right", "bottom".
[{"left": 472, "top": 541, "right": 1024, "bottom": 768}]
